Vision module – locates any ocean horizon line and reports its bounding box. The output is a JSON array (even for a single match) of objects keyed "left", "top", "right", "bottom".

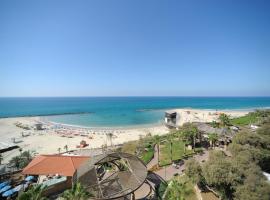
[
  {"left": 0, "top": 106, "right": 269, "bottom": 120},
  {"left": 1, "top": 96, "right": 270, "bottom": 98}
]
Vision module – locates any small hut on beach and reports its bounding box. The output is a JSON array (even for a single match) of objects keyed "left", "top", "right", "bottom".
[{"left": 164, "top": 111, "right": 178, "bottom": 128}]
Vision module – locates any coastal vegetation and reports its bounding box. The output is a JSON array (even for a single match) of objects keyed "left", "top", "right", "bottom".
[
  {"left": 185, "top": 159, "right": 202, "bottom": 185},
  {"left": 61, "top": 183, "right": 92, "bottom": 200},
  {"left": 208, "top": 133, "right": 218, "bottom": 148},
  {"left": 165, "top": 110, "right": 270, "bottom": 200},
  {"left": 219, "top": 113, "right": 231, "bottom": 127},
  {"left": 17, "top": 185, "right": 47, "bottom": 200},
  {"left": 12, "top": 110, "right": 270, "bottom": 200},
  {"left": 9, "top": 150, "right": 33, "bottom": 170},
  {"left": 121, "top": 122, "right": 205, "bottom": 167},
  {"left": 159, "top": 140, "right": 193, "bottom": 166},
  {"left": 230, "top": 109, "right": 270, "bottom": 126},
  {"left": 181, "top": 110, "right": 270, "bottom": 200},
  {"left": 121, "top": 135, "right": 155, "bottom": 164},
  {"left": 164, "top": 175, "right": 196, "bottom": 200}
]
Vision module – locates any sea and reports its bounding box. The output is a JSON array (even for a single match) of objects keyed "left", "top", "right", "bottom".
[{"left": 0, "top": 97, "right": 270, "bottom": 128}]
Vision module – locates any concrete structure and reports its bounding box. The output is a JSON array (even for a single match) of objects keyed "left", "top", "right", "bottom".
[
  {"left": 35, "top": 123, "right": 43, "bottom": 130},
  {"left": 164, "top": 111, "right": 178, "bottom": 128}
]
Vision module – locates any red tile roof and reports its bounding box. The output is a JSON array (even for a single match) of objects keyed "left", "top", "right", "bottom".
[{"left": 23, "top": 155, "right": 90, "bottom": 177}]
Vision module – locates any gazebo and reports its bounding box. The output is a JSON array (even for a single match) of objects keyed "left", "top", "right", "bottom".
[{"left": 76, "top": 152, "right": 148, "bottom": 200}]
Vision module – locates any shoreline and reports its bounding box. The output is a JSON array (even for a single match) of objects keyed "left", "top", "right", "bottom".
[
  {"left": 40, "top": 107, "right": 258, "bottom": 129},
  {"left": 0, "top": 106, "right": 266, "bottom": 125},
  {"left": 0, "top": 107, "right": 260, "bottom": 163},
  {"left": 40, "top": 118, "right": 165, "bottom": 130},
  {"left": 0, "top": 106, "right": 269, "bottom": 120}
]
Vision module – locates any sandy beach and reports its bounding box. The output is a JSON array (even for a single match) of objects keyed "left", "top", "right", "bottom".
[
  {"left": 0, "top": 108, "right": 249, "bottom": 163},
  {"left": 0, "top": 116, "right": 169, "bottom": 163},
  {"left": 168, "top": 108, "right": 249, "bottom": 126}
]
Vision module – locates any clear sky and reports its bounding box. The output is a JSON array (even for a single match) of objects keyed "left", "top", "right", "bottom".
[{"left": 0, "top": 0, "right": 269, "bottom": 97}]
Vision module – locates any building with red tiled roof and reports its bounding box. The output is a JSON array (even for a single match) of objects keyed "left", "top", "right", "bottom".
[
  {"left": 23, "top": 155, "right": 90, "bottom": 176},
  {"left": 22, "top": 155, "right": 90, "bottom": 196}
]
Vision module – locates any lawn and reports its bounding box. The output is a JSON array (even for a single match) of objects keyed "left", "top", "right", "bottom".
[
  {"left": 121, "top": 140, "right": 138, "bottom": 154},
  {"left": 139, "top": 146, "right": 154, "bottom": 164},
  {"left": 121, "top": 139, "right": 154, "bottom": 164},
  {"left": 230, "top": 113, "right": 258, "bottom": 126},
  {"left": 160, "top": 139, "right": 193, "bottom": 166}
]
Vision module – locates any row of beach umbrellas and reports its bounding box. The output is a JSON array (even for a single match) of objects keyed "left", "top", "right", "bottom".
[{"left": 0, "top": 176, "right": 34, "bottom": 198}]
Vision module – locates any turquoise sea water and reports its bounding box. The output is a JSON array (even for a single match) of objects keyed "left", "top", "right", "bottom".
[{"left": 0, "top": 97, "right": 270, "bottom": 127}]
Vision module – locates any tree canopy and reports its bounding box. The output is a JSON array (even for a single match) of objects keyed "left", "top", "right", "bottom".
[
  {"left": 185, "top": 158, "right": 202, "bottom": 184},
  {"left": 61, "top": 183, "right": 92, "bottom": 200},
  {"left": 202, "top": 151, "right": 240, "bottom": 199},
  {"left": 201, "top": 110, "right": 270, "bottom": 199},
  {"left": 234, "top": 173, "right": 270, "bottom": 200},
  {"left": 17, "top": 185, "right": 47, "bottom": 200},
  {"left": 9, "top": 150, "right": 33, "bottom": 169},
  {"left": 219, "top": 113, "right": 231, "bottom": 127},
  {"left": 164, "top": 177, "right": 193, "bottom": 200},
  {"left": 181, "top": 123, "right": 199, "bottom": 148}
]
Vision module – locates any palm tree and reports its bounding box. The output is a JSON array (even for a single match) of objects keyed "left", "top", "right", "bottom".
[
  {"left": 165, "top": 178, "right": 192, "bottom": 200},
  {"left": 21, "top": 151, "right": 32, "bottom": 161},
  {"left": 167, "top": 134, "right": 174, "bottom": 164},
  {"left": 9, "top": 151, "right": 32, "bottom": 169},
  {"left": 153, "top": 135, "right": 161, "bottom": 167},
  {"left": 175, "top": 130, "right": 182, "bottom": 142},
  {"left": 64, "top": 145, "right": 69, "bottom": 152},
  {"left": 175, "top": 130, "right": 187, "bottom": 154},
  {"left": 0, "top": 153, "right": 3, "bottom": 164},
  {"left": 182, "top": 123, "right": 198, "bottom": 149},
  {"left": 10, "top": 156, "right": 21, "bottom": 169},
  {"left": 17, "top": 185, "right": 47, "bottom": 200},
  {"left": 61, "top": 183, "right": 92, "bottom": 200},
  {"left": 208, "top": 133, "right": 218, "bottom": 148},
  {"left": 210, "top": 120, "right": 219, "bottom": 128},
  {"left": 219, "top": 113, "right": 230, "bottom": 127}
]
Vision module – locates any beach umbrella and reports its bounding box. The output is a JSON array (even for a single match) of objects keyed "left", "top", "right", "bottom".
[
  {"left": 13, "top": 183, "right": 28, "bottom": 192},
  {"left": 13, "top": 185, "right": 23, "bottom": 192},
  {"left": 0, "top": 185, "right": 11, "bottom": 193},
  {"left": 0, "top": 181, "right": 8, "bottom": 189},
  {"left": 2, "top": 189, "right": 15, "bottom": 197},
  {"left": 25, "top": 175, "right": 34, "bottom": 181}
]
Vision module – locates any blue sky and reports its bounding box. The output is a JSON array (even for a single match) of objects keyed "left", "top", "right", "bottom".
[{"left": 0, "top": 0, "right": 269, "bottom": 97}]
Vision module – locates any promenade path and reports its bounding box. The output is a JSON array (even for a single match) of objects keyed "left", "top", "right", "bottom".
[
  {"left": 147, "top": 145, "right": 209, "bottom": 181},
  {"left": 136, "top": 145, "right": 209, "bottom": 199}
]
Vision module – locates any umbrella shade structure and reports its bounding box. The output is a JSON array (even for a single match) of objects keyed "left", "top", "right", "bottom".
[
  {"left": 0, "top": 185, "right": 11, "bottom": 193},
  {"left": 25, "top": 175, "right": 34, "bottom": 181},
  {"left": 2, "top": 189, "right": 15, "bottom": 197},
  {"left": 76, "top": 152, "right": 148, "bottom": 199},
  {"left": 0, "top": 182, "right": 8, "bottom": 189},
  {"left": 13, "top": 183, "right": 28, "bottom": 192}
]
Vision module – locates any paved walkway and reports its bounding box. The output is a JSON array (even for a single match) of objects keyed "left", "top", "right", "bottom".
[
  {"left": 147, "top": 144, "right": 158, "bottom": 170},
  {"left": 147, "top": 145, "right": 209, "bottom": 181},
  {"left": 135, "top": 145, "right": 209, "bottom": 199}
]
